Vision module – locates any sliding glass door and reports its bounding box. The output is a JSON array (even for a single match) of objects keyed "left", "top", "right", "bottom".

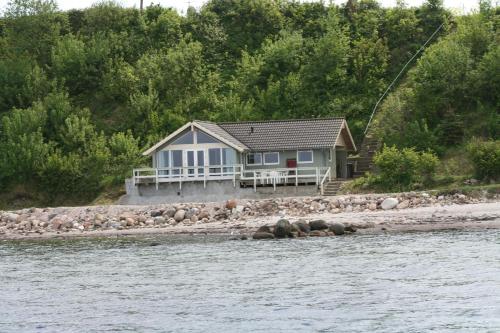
[{"left": 185, "top": 149, "right": 205, "bottom": 177}]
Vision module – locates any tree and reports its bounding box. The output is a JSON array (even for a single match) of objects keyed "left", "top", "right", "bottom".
[{"left": 3, "top": 0, "right": 68, "bottom": 64}]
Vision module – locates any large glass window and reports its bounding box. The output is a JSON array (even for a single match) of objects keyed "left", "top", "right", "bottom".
[
  {"left": 222, "top": 148, "right": 236, "bottom": 174},
  {"left": 197, "top": 150, "right": 205, "bottom": 175},
  {"left": 208, "top": 148, "right": 222, "bottom": 175},
  {"left": 297, "top": 150, "right": 313, "bottom": 163},
  {"left": 246, "top": 153, "right": 262, "bottom": 166},
  {"left": 197, "top": 130, "right": 219, "bottom": 144},
  {"left": 171, "top": 131, "right": 194, "bottom": 145},
  {"left": 171, "top": 150, "right": 183, "bottom": 175},
  {"left": 158, "top": 150, "right": 170, "bottom": 176},
  {"left": 263, "top": 152, "right": 279, "bottom": 165}
]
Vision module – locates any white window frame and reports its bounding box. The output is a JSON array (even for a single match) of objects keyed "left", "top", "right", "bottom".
[
  {"left": 246, "top": 153, "right": 262, "bottom": 166},
  {"left": 297, "top": 150, "right": 314, "bottom": 164},
  {"left": 263, "top": 152, "right": 280, "bottom": 165}
]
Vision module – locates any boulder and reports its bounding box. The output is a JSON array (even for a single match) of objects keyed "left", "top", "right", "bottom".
[
  {"left": 63, "top": 221, "right": 74, "bottom": 229},
  {"left": 344, "top": 224, "right": 357, "bottom": 233},
  {"left": 125, "top": 217, "right": 135, "bottom": 226},
  {"left": 51, "top": 219, "right": 63, "bottom": 230},
  {"left": 190, "top": 215, "right": 198, "bottom": 223},
  {"left": 297, "top": 231, "right": 307, "bottom": 237},
  {"left": 256, "top": 225, "right": 272, "bottom": 233},
  {"left": 5, "top": 213, "right": 20, "bottom": 223},
  {"left": 225, "top": 199, "right": 237, "bottom": 210},
  {"left": 150, "top": 210, "right": 163, "bottom": 217},
  {"left": 292, "top": 220, "right": 310, "bottom": 233},
  {"left": 174, "top": 209, "right": 186, "bottom": 222},
  {"left": 396, "top": 200, "right": 410, "bottom": 209},
  {"left": 309, "top": 219, "right": 328, "bottom": 231},
  {"left": 273, "top": 219, "right": 291, "bottom": 238},
  {"left": 185, "top": 208, "right": 196, "bottom": 220},
  {"left": 252, "top": 232, "right": 275, "bottom": 240},
  {"left": 329, "top": 222, "right": 345, "bottom": 235},
  {"left": 367, "top": 202, "right": 377, "bottom": 211},
  {"left": 163, "top": 208, "right": 176, "bottom": 218},
  {"left": 309, "top": 230, "right": 327, "bottom": 237},
  {"left": 154, "top": 216, "right": 166, "bottom": 225},
  {"left": 198, "top": 210, "right": 210, "bottom": 219},
  {"left": 381, "top": 198, "right": 398, "bottom": 210}
]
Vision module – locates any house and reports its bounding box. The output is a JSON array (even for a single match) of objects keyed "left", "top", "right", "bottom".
[{"left": 125, "top": 118, "right": 356, "bottom": 204}]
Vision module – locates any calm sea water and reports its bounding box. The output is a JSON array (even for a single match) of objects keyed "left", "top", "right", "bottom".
[{"left": 1, "top": 230, "right": 499, "bottom": 333}]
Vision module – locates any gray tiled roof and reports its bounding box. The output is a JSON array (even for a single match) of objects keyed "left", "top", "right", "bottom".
[
  {"left": 194, "top": 120, "right": 248, "bottom": 151},
  {"left": 216, "top": 118, "right": 346, "bottom": 151}
]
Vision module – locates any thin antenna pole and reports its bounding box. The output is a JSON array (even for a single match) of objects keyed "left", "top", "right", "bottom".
[
  {"left": 140, "top": 0, "right": 143, "bottom": 12},
  {"left": 363, "top": 22, "right": 445, "bottom": 136}
]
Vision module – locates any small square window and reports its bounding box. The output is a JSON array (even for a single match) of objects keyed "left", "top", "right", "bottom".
[
  {"left": 246, "top": 153, "right": 262, "bottom": 165},
  {"left": 297, "top": 150, "right": 313, "bottom": 163},
  {"left": 263, "top": 152, "right": 279, "bottom": 165}
]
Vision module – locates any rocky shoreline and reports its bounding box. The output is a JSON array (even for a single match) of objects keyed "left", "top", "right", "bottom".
[{"left": 1, "top": 191, "right": 499, "bottom": 240}]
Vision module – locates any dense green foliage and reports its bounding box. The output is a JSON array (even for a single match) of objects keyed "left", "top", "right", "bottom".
[
  {"left": 467, "top": 139, "right": 500, "bottom": 181},
  {"left": 356, "top": 145, "right": 439, "bottom": 191},
  {"left": 374, "top": 5, "right": 499, "bottom": 154},
  {"left": 0, "top": 0, "right": 497, "bottom": 204}
]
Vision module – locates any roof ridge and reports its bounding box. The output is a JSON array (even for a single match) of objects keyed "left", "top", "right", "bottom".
[{"left": 216, "top": 117, "right": 345, "bottom": 125}]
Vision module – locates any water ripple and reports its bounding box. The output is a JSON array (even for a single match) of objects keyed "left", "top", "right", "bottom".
[{"left": 0, "top": 230, "right": 499, "bottom": 332}]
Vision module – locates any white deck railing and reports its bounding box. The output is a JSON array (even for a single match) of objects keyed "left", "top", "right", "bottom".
[
  {"left": 133, "top": 165, "right": 331, "bottom": 192},
  {"left": 133, "top": 165, "right": 243, "bottom": 189}
]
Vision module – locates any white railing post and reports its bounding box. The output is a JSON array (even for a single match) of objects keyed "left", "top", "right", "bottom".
[
  {"left": 315, "top": 167, "right": 319, "bottom": 186},
  {"left": 233, "top": 165, "right": 236, "bottom": 187},
  {"left": 204, "top": 166, "right": 207, "bottom": 188},
  {"left": 253, "top": 171, "right": 257, "bottom": 192},
  {"left": 295, "top": 168, "right": 298, "bottom": 186},
  {"left": 155, "top": 168, "right": 159, "bottom": 190}
]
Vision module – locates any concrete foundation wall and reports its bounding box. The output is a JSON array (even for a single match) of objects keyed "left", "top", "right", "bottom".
[{"left": 120, "top": 179, "right": 319, "bottom": 205}]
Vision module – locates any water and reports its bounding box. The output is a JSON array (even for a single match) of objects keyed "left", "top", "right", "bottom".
[{"left": 1, "top": 230, "right": 499, "bottom": 333}]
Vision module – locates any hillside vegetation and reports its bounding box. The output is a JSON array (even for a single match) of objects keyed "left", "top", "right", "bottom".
[{"left": 0, "top": 0, "right": 498, "bottom": 207}]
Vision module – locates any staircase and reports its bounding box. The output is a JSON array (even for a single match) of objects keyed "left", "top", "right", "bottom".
[
  {"left": 322, "top": 179, "right": 347, "bottom": 196},
  {"left": 351, "top": 135, "right": 381, "bottom": 178}
]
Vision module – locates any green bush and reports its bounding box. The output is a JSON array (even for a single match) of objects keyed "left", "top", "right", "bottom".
[
  {"left": 373, "top": 145, "right": 439, "bottom": 191},
  {"left": 466, "top": 139, "right": 500, "bottom": 181}
]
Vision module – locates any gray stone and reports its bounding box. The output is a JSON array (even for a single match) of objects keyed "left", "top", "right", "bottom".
[
  {"left": 174, "top": 209, "right": 186, "bottom": 222},
  {"left": 273, "top": 219, "right": 291, "bottom": 238},
  {"left": 309, "top": 230, "right": 327, "bottom": 237},
  {"left": 329, "top": 222, "right": 345, "bottom": 235},
  {"left": 309, "top": 219, "right": 329, "bottom": 231},
  {"left": 257, "top": 225, "right": 272, "bottom": 233},
  {"left": 381, "top": 198, "right": 398, "bottom": 210},
  {"left": 150, "top": 210, "right": 163, "bottom": 217},
  {"left": 252, "top": 232, "right": 275, "bottom": 240},
  {"left": 154, "top": 216, "right": 166, "bottom": 225},
  {"left": 163, "top": 208, "right": 176, "bottom": 218},
  {"left": 5, "top": 213, "right": 19, "bottom": 223},
  {"left": 292, "top": 220, "right": 310, "bottom": 233}
]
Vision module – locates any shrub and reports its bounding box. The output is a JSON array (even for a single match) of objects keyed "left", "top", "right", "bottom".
[
  {"left": 466, "top": 139, "right": 500, "bottom": 181},
  {"left": 373, "top": 145, "right": 439, "bottom": 191}
]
